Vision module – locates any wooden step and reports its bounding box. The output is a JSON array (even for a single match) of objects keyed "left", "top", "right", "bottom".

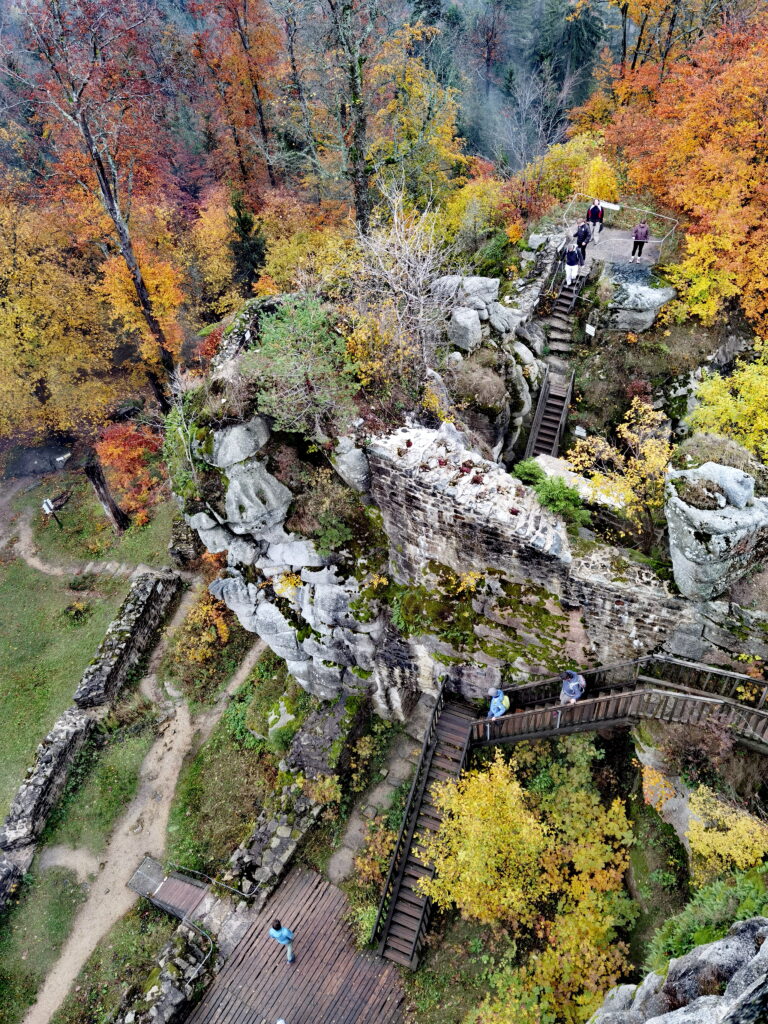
[{"left": 382, "top": 946, "right": 412, "bottom": 967}]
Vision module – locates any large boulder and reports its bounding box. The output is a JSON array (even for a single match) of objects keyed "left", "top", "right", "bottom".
[
  {"left": 666, "top": 465, "right": 768, "bottom": 599},
  {"left": 644, "top": 995, "right": 722, "bottom": 1023},
  {"left": 331, "top": 437, "right": 371, "bottom": 493},
  {"left": 223, "top": 459, "right": 293, "bottom": 535},
  {"left": 720, "top": 974, "right": 768, "bottom": 1024},
  {"left": 602, "top": 264, "right": 675, "bottom": 332},
  {"left": 209, "top": 416, "right": 270, "bottom": 469},
  {"left": 661, "top": 922, "right": 766, "bottom": 1009},
  {"left": 447, "top": 307, "right": 483, "bottom": 352}
]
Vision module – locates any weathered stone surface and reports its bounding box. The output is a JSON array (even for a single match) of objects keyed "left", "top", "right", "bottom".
[
  {"left": 332, "top": 436, "right": 371, "bottom": 493},
  {"left": 488, "top": 301, "right": 518, "bottom": 336},
  {"left": 447, "top": 306, "right": 483, "bottom": 352},
  {"left": 253, "top": 601, "right": 309, "bottom": 662},
  {"left": 266, "top": 539, "right": 325, "bottom": 569},
  {"left": 285, "top": 695, "right": 367, "bottom": 780},
  {"left": 0, "top": 851, "right": 21, "bottom": 910},
  {"left": 0, "top": 707, "right": 95, "bottom": 850},
  {"left": 515, "top": 320, "right": 547, "bottom": 356},
  {"left": 210, "top": 416, "right": 270, "bottom": 469},
  {"left": 224, "top": 458, "right": 293, "bottom": 535},
  {"left": 720, "top": 974, "right": 768, "bottom": 1024},
  {"left": 632, "top": 973, "right": 666, "bottom": 1015},
  {"left": 666, "top": 467, "right": 768, "bottom": 600},
  {"left": 74, "top": 571, "right": 182, "bottom": 707},
  {"left": 167, "top": 516, "right": 204, "bottom": 569},
  {"left": 644, "top": 996, "right": 722, "bottom": 1023},
  {"left": 605, "top": 276, "right": 676, "bottom": 333}
]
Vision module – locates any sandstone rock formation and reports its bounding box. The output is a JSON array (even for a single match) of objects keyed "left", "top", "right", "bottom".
[
  {"left": 589, "top": 918, "right": 768, "bottom": 1024},
  {"left": 666, "top": 463, "right": 768, "bottom": 600}
]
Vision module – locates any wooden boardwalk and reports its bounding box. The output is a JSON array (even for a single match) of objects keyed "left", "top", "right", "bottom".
[{"left": 186, "top": 868, "right": 404, "bottom": 1024}]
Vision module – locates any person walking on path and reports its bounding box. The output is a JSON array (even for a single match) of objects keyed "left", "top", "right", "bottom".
[
  {"left": 575, "top": 219, "right": 590, "bottom": 261},
  {"left": 269, "top": 920, "right": 296, "bottom": 963},
  {"left": 487, "top": 687, "right": 510, "bottom": 719},
  {"left": 564, "top": 244, "right": 581, "bottom": 286},
  {"left": 587, "top": 199, "right": 604, "bottom": 243},
  {"left": 631, "top": 220, "right": 650, "bottom": 262}
]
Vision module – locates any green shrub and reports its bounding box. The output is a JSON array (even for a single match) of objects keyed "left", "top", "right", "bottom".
[
  {"left": 646, "top": 864, "right": 768, "bottom": 971},
  {"left": 267, "top": 723, "right": 300, "bottom": 754},
  {"left": 534, "top": 476, "right": 592, "bottom": 528},
  {"left": 512, "top": 459, "right": 546, "bottom": 486},
  {"left": 314, "top": 512, "right": 355, "bottom": 557}
]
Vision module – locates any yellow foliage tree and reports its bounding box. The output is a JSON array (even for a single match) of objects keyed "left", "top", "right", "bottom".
[
  {"left": 662, "top": 234, "right": 740, "bottom": 326},
  {"left": 188, "top": 188, "right": 241, "bottom": 320},
  {"left": 416, "top": 750, "right": 553, "bottom": 926},
  {"left": 568, "top": 398, "right": 672, "bottom": 552},
  {"left": 368, "top": 24, "right": 467, "bottom": 207},
  {"left": 687, "top": 786, "right": 768, "bottom": 885},
  {"left": 687, "top": 341, "right": 768, "bottom": 461},
  {"left": 435, "top": 175, "right": 507, "bottom": 248},
  {"left": 257, "top": 227, "right": 362, "bottom": 297},
  {"left": 0, "top": 203, "right": 121, "bottom": 438},
  {"left": 582, "top": 155, "right": 620, "bottom": 203},
  {"left": 100, "top": 241, "right": 185, "bottom": 362}
]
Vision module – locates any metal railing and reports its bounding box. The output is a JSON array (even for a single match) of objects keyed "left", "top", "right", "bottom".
[{"left": 370, "top": 687, "right": 446, "bottom": 951}]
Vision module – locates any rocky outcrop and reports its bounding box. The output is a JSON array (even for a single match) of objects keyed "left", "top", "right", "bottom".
[
  {"left": 666, "top": 463, "right": 768, "bottom": 600},
  {"left": 599, "top": 263, "right": 675, "bottom": 332},
  {"left": 331, "top": 436, "right": 371, "bottom": 494},
  {"left": 589, "top": 918, "right": 768, "bottom": 1024},
  {"left": 75, "top": 571, "right": 182, "bottom": 707}
]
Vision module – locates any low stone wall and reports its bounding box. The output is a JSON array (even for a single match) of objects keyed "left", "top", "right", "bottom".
[
  {"left": 0, "top": 708, "right": 95, "bottom": 852},
  {"left": 0, "top": 851, "right": 21, "bottom": 906},
  {"left": 75, "top": 571, "right": 182, "bottom": 707},
  {"left": 0, "top": 570, "right": 181, "bottom": 909}
]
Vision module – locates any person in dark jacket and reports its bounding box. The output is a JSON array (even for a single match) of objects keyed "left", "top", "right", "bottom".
[
  {"left": 564, "top": 243, "right": 580, "bottom": 285},
  {"left": 631, "top": 220, "right": 650, "bottom": 262},
  {"left": 587, "top": 199, "right": 604, "bottom": 243},
  {"left": 575, "top": 219, "right": 590, "bottom": 261}
]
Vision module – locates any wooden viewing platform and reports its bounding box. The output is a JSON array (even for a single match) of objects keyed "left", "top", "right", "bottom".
[{"left": 187, "top": 867, "right": 404, "bottom": 1024}]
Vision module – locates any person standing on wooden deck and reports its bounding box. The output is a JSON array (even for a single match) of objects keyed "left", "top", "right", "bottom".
[{"left": 269, "top": 920, "right": 296, "bottom": 963}]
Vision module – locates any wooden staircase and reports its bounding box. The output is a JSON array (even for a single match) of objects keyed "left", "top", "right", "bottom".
[
  {"left": 372, "top": 694, "right": 477, "bottom": 969},
  {"left": 543, "top": 281, "right": 579, "bottom": 357},
  {"left": 524, "top": 370, "right": 573, "bottom": 458},
  {"left": 373, "top": 656, "right": 768, "bottom": 970}
]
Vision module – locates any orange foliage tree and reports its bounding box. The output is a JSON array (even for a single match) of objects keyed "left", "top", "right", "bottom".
[{"left": 580, "top": 17, "right": 768, "bottom": 331}]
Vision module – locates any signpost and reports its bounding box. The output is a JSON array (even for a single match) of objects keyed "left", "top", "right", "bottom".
[{"left": 42, "top": 498, "right": 63, "bottom": 529}]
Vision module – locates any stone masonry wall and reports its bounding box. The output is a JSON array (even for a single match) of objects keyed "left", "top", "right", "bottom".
[
  {"left": 75, "top": 571, "right": 182, "bottom": 707},
  {"left": 368, "top": 424, "right": 572, "bottom": 593},
  {"left": 0, "top": 570, "right": 181, "bottom": 907}
]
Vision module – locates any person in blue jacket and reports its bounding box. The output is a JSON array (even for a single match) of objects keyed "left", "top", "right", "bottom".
[
  {"left": 269, "top": 919, "right": 296, "bottom": 963},
  {"left": 487, "top": 687, "right": 510, "bottom": 718}
]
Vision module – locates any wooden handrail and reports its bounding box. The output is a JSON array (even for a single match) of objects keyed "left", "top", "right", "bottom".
[
  {"left": 473, "top": 687, "right": 768, "bottom": 750},
  {"left": 370, "top": 688, "right": 445, "bottom": 949},
  {"left": 524, "top": 366, "right": 551, "bottom": 459}
]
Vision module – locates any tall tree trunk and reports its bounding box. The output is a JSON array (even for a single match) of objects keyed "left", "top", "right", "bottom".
[
  {"left": 83, "top": 453, "right": 130, "bottom": 534},
  {"left": 283, "top": 10, "right": 326, "bottom": 198},
  {"left": 76, "top": 112, "right": 174, "bottom": 408},
  {"left": 249, "top": 77, "right": 279, "bottom": 187}
]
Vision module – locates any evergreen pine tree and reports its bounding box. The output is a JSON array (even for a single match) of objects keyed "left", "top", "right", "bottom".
[{"left": 229, "top": 190, "right": 267, "bottom": 295}]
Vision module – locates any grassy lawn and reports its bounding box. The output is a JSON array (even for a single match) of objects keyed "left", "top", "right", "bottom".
[
  {"left": 166, "top": 670, "right": 283, "bottom": 873},
  {"left": 49, "top": 904, "right": 175, "bottom": 1024},
  {"left": 43, "top": 702, "right": 156, "bottom": 855},
  {"left": 15, "top": 474, "right": 175, "bottom": 568},
  {"left": 0, "top": 868, "right": 87, "bottom": 1024},
  {"left": 0, "top": 558, "right": 127, "bottom": 818}
]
